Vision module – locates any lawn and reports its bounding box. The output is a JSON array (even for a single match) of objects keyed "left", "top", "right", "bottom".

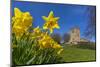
[{"left": 60, "top": 45, "right": 96, "bottom": 63}]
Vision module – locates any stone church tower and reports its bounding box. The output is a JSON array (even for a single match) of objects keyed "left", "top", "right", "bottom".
[{"left": 69, "top": 27, "right": 80, "bottom": 44}]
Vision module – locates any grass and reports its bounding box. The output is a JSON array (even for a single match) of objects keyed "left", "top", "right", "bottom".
[{"left": 60, "top": 45, "right": 96, "bottom": 63}]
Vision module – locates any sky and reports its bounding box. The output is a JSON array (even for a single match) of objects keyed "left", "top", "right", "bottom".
[{"left": 12, "top": 1, "right": 96, "bottom": 42}]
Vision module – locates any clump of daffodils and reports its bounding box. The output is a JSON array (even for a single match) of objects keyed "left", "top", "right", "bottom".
[
  {"left": 12, "top": 8, "right": 63, "bottom": 65},
  {"left": 32, "top": 26, "right": 62, "bottom": 49},
  {"left": 31, "top": 11, "right": 63, "bottom": 52}
]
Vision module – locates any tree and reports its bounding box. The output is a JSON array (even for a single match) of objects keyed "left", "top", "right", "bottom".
[
  {"left": 51, "top": 33, "right": 61, "bottom": 44},
  {"left": 84, "top": 6, "right": 96, "bottom": 38},
  {"left": 63, "top": 33, "right": 70, "bottom": 43}
]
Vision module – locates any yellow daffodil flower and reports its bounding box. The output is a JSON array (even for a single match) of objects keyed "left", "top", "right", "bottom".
[
  {"left": 38, "top": 33, "right": 52, "bottom": 48},
  {"left": 12, "top": 8, "right": 33, "bottom": 37},
  {"left": 42, "top": 11, "right": 60, "bottom": 33},
  {"left": 31, "top": 26, "right": 43, "bottom": 39},
  {"left": 33, "top": 26, "right": 41, "bottom": 34},
  {"left": 53, "top": 43, "right": 62, "bottom": 49}
]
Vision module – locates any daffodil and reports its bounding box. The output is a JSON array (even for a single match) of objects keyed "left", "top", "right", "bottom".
[
  {"left": 33, "top": 26, "right": 41, "bottom": 34},
  {"left": 31, "top": 26, "right": 42, "bottom": 39},
  {"left": 37, "top": 32, "right": 62, "bottom": 49},
  {"left": 42, "top": 11, "right": 60, "bottom": 33},
  {"left": 12, "top": 8, "right": 33, "bottom": 37},
  {"left": 38, "top": 33, "right": 53, "bottom": 48},
  {"left": 53, "top": 43, "right": 62, "bottom": 49}
]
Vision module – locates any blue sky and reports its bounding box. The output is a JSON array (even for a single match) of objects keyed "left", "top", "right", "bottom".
[{"left": 12, "top": 1, "right": 96, "bottom": 42}]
